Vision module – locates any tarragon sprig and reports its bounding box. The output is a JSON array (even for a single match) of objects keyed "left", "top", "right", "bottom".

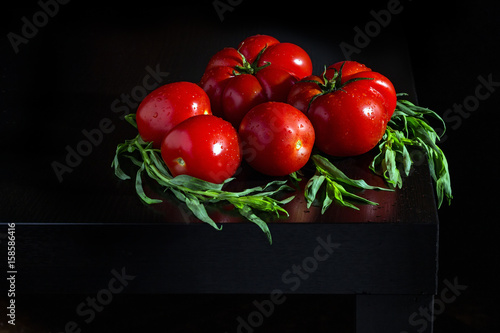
[
  {"left": 370, "top": 93, "right": 452, "bottom": 208},
  {"left": 305, "top": 154, "right": 392, "bottom": 212},
  {"left": 112, "top": 117, "right": 294, "bottom": 244}
]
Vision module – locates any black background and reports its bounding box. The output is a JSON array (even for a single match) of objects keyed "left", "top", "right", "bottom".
[{"left": 1, "top": 0, "right": 500, "bottom": 331}]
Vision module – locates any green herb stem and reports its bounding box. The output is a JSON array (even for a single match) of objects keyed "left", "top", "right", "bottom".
[
  {"left": 370, "top": 94, "right": 453, "bottom": 208},
  {"left": 112, "top": 128, "right": 294, "bottom": 244},
  {"left": 305, "top": 154, "right": 392, "bottom": 212}
]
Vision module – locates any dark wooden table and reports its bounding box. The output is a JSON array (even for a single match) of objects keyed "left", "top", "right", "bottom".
[
  {"left": 1, "top": 2, "right": 438, "bottom": 332},
  {"left": 11, "top": 153, "right": 438, "bottom": 332}
]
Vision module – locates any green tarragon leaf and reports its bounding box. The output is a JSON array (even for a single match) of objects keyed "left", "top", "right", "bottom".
[
  {"left": 305, "top": 154, "right": 392, "bottom": 212},
  {"left": 134, "top": 163, "right": 162, "bottom": 205},
  {"left": 313, "top": 155, "right": 392, "bottom": 191},
  {"left": 184, "top": 193, "right": 222, "bottom": 231},
  {"left": 304, "top": 174, "right": 326, "bottom": 208},
  {"left": 235, "top": 204, "right": 273, "bottom": 244},
  {"left": 112, "top": 129, "right": 294, "bottom": 244},
  {"left": 371, "top": 95, "right": 453, "bottom": 208}
]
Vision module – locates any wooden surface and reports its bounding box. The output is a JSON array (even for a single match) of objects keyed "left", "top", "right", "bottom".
[{"left": 16, "top": 221, "right": 438, "bottom": 295}]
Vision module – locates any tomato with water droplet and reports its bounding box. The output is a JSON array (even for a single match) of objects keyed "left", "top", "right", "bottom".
[
  {"left": 136, "top": 82, "right": 211, "bottom": 148},
  {"left": 239, "top": 102, "right": 315, "bottom": 176},
  {"left": 161, "top": 115, "right": 241, "bottom": 184},
  {"left": 287, "top": 61, "right": 397, "bottom": 157}
]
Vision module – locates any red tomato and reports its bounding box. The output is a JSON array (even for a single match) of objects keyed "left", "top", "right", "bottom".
[
  {"left": 286, "top": 75, "right": 323, "bottom": 113},
  {"left": 326, "top": 61, "right": 397, "bottom": 120},
  {"left": 287, "top": 61, "right": 397, "bottom": 157},
  {"left": 256, "top": 42, "right": 313, "bottom": 79},
  {"left": 221, "top": 74, "right": 267, "bottom": 126},
  {"left": 136, "top": 82, "right": 211, "bottom": 148},
  {"left": 160, "top": 115, "right": 241, "bottom": 184},
  {"left": 239, "top": 102, "right": 315, "bottom": 176},
  {"left": 309, "top": 87, "right": 387, "bottom": 157},
  {"left": 326, "top": 60, "right": 371, "bottom": 79},
  {"left": 238, "top": 35, "right": 280, "bottom": 63},
  {"left": 199, "top": 35, "right": 313, "bottom": 128}
]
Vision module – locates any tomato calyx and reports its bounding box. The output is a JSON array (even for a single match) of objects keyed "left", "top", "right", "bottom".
[
  {"left": 304, "top": 62, "right": 375, "bottom": 111},
  {"left": 233, "top": 46, "right": 271, "bottom": 76}
]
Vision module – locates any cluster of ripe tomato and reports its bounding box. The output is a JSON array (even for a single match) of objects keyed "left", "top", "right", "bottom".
[{"left": 135, "top": 35, "right": 397, "bottom": 184}]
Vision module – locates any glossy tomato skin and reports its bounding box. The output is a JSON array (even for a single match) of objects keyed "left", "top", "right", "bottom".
[
  {"left": 161, "top": 115, "right": 241, "bottom": 184},
  {"left": 200, "top": 35, "right": 312, "bottom": 128},
  {"left": 326, "top": 60, "right": 371, "bottom": 79},
  {"left": 136, "top": 82, "right": 211, "bottom": 148},
  {"left": 239, "top": 102, "right": 315, "bottom": 176},
  {"left": 341, "top": 71, "right": 397, "bottom": 121},
  {"left": 309, "top": 82, "right": 387, "bottom": 157},
  {"left": 286, "top": 75, "right": 324, "bottom": 113},
  {"left": 257, "top": 43, "right": 313, "bottom": 79},
  {"left": 255, "top": 66, "right": 298, "bottom": 103},
  {"left": 221, "top": 74, "right": 267, "bottom": 127},
  {"left": 198, "top": 66, "right": 234, "bottom": 118},
  {"left": 327, "top": 61, "right": 397, "bottom": 120},
  {"left": 238, "top": 35, "right": 280, "bottom": 63},
  {"left": 287, "top": 61, "right": 397, "bottom": 157},
  {"left": 199, "top": 48, "right": 245, "bottom": 119},
  {"left": 204, "top": 48, "right": 243, "bottom": 73}
]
